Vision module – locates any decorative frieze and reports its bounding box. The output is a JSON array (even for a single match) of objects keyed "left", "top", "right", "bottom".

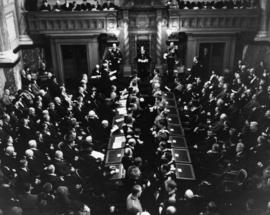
[
  {"left": 26, "top": 11, "right": 118, "bottom": 35},
  {"left": 168, "top": 9, "right": 259, "bottom": 33}
]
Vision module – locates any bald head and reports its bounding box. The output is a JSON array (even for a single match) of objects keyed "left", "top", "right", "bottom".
[{"left": 166, "top": 206, "right": 177, "bottom": 215}]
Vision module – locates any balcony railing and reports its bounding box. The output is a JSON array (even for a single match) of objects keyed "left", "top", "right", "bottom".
[
  {"left": 26, "top": 11, "right": 118, "bottom": 35},
  {"left": 168, "top": 9, "right": 260, "bottom": 33},
  {"left": 26, "top": 9, "right": 260, "bottom": 36}
]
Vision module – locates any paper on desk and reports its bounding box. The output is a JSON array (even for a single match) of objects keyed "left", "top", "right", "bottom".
[
  {"left": 118, "top": 108, "right": 127, "bottom": 115},
  {"left": 91, "top": 150, "right": 105, "bottom": 161},
  {"left": 112, "top": 136, "right": 126, "bottom": 149},
  {"left": 115, "top": 118, "right": 124, "bottom": 123},
  {"left": 111, "top": 125, "right": 119, "bottom": 133},
  {"left": 110, "top": 76, "right": 117, "bottom": 81},
  {"left": 177, "top": 168, "right": 182, "bottom": 173}
]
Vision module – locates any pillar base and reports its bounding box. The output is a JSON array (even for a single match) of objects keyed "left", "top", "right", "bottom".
[{"left": 255, "top": 31, "right": 270, "bottom": 42}]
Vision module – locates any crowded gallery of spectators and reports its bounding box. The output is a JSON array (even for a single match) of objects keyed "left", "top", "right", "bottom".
[{"left": 0, "top": 0, "right": 269, "bottom": 214}]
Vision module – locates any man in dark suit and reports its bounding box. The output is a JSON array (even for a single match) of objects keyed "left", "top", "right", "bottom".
[
  {"left": 43, "top": 164, "right": 63, "bottom": 189},
  {"left": 191, "top": 56, "right": 204, "bottom": 80},
  {"left": 18, "top": 183, "right": 38, "bottom": 215},
  {"left": 53, "top": 150, "right": 71, "bottom": 177},
  {"left": 106, "top": 43, "right": 123, "bottom": 72},
  {"left": 17, "top": 159, "right": 33, "bottom": 185},
  {"left": 136, "top": 46, "right": 151, "bottom": 80}
]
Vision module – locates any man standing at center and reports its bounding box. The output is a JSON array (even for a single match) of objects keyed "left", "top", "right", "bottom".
[{"left": 136, "top": 46, "right": 151, "bottom": 81}]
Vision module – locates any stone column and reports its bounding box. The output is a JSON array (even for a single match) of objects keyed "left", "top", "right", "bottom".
[
  {"left": 255, "top": 0, "right": 269, "bottom": 41},
  {"left": 156, "top": 10, "right": 163, "bottom": 69},
  {"left": 122, "top": 10, "right": 131, "bottom": 76},
  {"left": 0, "top": 1, "right": 21, "bottom": 96}
]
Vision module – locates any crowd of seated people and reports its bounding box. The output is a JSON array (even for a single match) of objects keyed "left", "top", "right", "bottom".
[
  {"left": 166, "top": 0, "right": 259, "bottom": 9},
  {"left": 0, "top": 58, "right": 124, "bottom": 214},
  {"left": 40, "top": 0, "right": 118, "bottom": 12},
  {"left": 109, "top": 57, "right": 270, "bottom": 215},
  {"left": 0, "top": 51, "right": 270, "bottom": 215},
  {"left": 170, "top": 57, "right": 270, "bottom": 214}
]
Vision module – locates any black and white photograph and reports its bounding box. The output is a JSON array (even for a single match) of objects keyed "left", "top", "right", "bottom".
[{"left": 0, "top": 0, "right": 269, "bottom": 214}]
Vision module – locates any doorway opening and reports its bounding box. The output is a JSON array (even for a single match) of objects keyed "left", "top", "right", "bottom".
[
  {"left": 199, "top": 43, "right": 225, "bottom": 75},
  {"left": 61, "top": 45, "right": 88, "bottom": 90}
]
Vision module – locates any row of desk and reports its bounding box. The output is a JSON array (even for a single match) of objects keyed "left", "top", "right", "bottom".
[
  {"left": 164, "top": 92, "right": 196, "bottom": 181},
  {"left": 105, "top": 92, "right": 196, "bottom": 181}
]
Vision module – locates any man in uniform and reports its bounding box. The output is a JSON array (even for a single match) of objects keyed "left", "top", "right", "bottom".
[
  {"left": 163, "top": 42, "right": 177, "bottom": 82},
  {"left": 106, "top": 43, "right": 122, "bottom": 73}
]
